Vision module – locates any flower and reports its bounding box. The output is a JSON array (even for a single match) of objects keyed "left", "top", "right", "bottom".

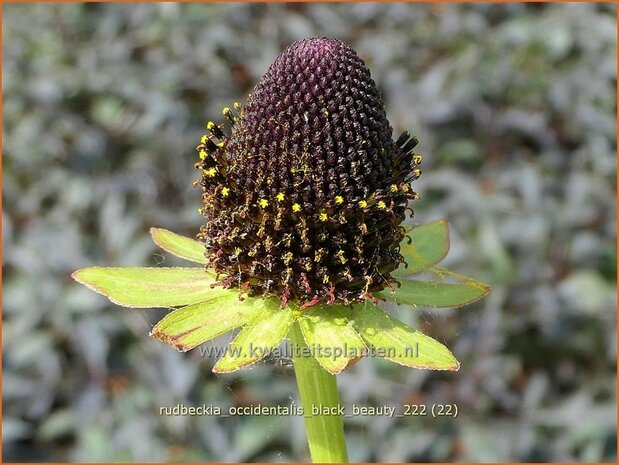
[
  {"left": 195, "top": 37, "right": 422, "bottom": 307},
  {"left": 72, "top": 37, "right": 490, "bottom": 375}
]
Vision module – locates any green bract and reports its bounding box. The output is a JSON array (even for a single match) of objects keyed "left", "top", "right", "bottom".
[{"left": 72, "top": 223, "right": 490, "bottom": 374}]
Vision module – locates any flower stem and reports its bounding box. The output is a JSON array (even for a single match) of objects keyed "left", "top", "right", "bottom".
[{"left": 290, "top": 322, "right": 349, "bottom": 463}]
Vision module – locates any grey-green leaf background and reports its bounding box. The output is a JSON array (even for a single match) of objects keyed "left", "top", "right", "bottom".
[{"left": 3, "top": 3, "right": 616, "bottom": 462}]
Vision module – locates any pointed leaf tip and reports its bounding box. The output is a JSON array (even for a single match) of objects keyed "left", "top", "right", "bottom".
[
  {"left": 150, "top": 228, "right": 208, "bottom": 264},
  {"left": 150, "top": 293, "right": 262, "bottom": 352},
  {"left": 72, "top": 267, "right": 217, "bottom": 308},
  {"left": 351, "top": 303, "right": 460, "bottom": 371},
  {"left": 212, "top": 299, "right": 295, "bottom": 373},
  {"left": 379, "top": 279, "right": 491, "bottom": 308}
]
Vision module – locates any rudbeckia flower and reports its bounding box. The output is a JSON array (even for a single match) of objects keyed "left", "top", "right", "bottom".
[{"left": 73, "top": 37, "right": 490, "bottom": 462}]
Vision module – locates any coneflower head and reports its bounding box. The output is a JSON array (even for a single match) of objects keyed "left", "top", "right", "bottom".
[{"left": 196, "top": 37, "right": 422, "bottom": 307}]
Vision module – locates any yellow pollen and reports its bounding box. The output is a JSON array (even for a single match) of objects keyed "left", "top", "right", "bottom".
[
  {"left": 323, "top": 274, "right": 330, "bottom": 284},
  {"left": 199, "top": 150, "right": 207, "bottom": 160},
  {"left": 378, "top": 200, "right": 387, "bottom": 209},
  {"left": 259, "top": 198, "right": 269, "bottom": 208},
  {"left": 359, "top": 200, "right": 368, "bottom": 208},
  {"left": 335, "top": 195, "right": 344, "bottom": 204},
  {"left": 204, "top": 167, "right": 217, "bottom": 177},
  {"left": 390, "top": 184, "right": 398, "bottom": 193},
  {"left": 207, "top": 121, "right": 215, "bottom": 130},
  {"left": 292, "top": 203, "right": 301, "bottom": 212},
  {"left": 413, "top": 153, "right": 423, "bottom": 164},
  {"left": 217, "top": 141, "right": 224, "bottom": 147},
  {"left": 234, "top": 102, "right": 241, "bottom": 109},
  {"left": 319, "top": 212, "right": 328, "bottom": 222},
  {"left": 323, "top": 110, "right": 329, "bottom": 117},
  {"left": 276, "top": 192, "right": 285, "bottom": 202},
  {"left": 221, "top": 187, "right": 230, "bottom": 197},
  {"left": 223, "top": 107, "right": 231, "bottom": 115},
  {"left": 200, "top": 135, "right": 207, "bottom": 144},
  {"left": 413, "top": 168, "right": 422, "bottom": 177}
]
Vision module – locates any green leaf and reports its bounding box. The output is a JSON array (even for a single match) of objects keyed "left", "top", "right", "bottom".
[
  {"left": 377, "top": 278, "right": 491, "bottom": 308},
  {"left": 394, "top": 220, "right": 449, "bottom": 277},
  {"left": 297, "top": 305, "right": 367, "bottom": 374},
  {"left": 72, "top": 267, "right": 217, "bottom": 308},
  {"left": 150, "top": 228, "right": 207, "bottom": 264},
  {"left": 150, "top": 292, "right": 262, "bottom": 352},
  {"left": 212, "top": 299, "right": 295, "bottom": 373},
  {"left": 351, "top": 303, "right": 459, "bottom": 371}
]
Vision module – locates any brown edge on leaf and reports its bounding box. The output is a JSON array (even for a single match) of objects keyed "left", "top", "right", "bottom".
[{"left": 149, "top": 325, "right": 197, "bottom": 353}]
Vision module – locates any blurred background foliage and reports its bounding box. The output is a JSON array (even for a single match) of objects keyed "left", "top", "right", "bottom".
[{"left": 2, "top": 2, "right": 617, "bottom": 462}]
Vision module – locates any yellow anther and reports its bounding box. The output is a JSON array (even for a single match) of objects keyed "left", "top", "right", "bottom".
[
  {"left": 359, "top": 200, "right": 368, "bottom": 208},
  {"left": 204, "top": 167, "right": 217, "bottom": 177},
  {"left": 221, "top": 187, "right": 230, "bottom": 197},
  {"left": 199, "top": 150, "right": 207, "bottom": 160},
  {"left": 207, "top": 121, "right": 215, "bottom": 130},
  {"left": 413, "top": 168, "right": 422, "bottom": 178},
  {"left": 413, "top": 153, "right": 423, "bottom": 164},
  {"left": 390, "top": 184, "right": 398, "bottom": 193},
  {"left": 292, "top": 203, "right": 301, "bottom": 212},
  {"left": 335, "top": 195, "right": 344, "bottom": 204},
  {"left": 319, "top": 212, "right": 328, "bottom": 222},
  {"left": 378, "top": 200, "right": 387, "bottom": 209},
  {"left": 323, "top": 274, "right": 330, "bottom": 284},
  {"left": 234, "top": 102, "right": 241, "bottom": 110},
  {"left": 217, "top": 141, "right": 224, "bottom": 147},
  {"left": 323, "top": 110, "right": 329, "bottom": 117},
  {"left": 336, "top": 250, "right": 347, "bottom": 264},
  {"left": 276, "top": 192, "right": 285, "bottom": 202},
  {"left": 401, "top": 184, "right": 410, "bottom": 192},
  {"left": 223, "top": 107, "right": 231, "bottom": 116},
  {"left": 200, "top": 135, "right": 208, "bottom": 144},
  {"left": 283, "top": 252, "right": 294, "bottom": 265},
  {"left": 259, "top": 198, "right": 269, "bottom": 208}
]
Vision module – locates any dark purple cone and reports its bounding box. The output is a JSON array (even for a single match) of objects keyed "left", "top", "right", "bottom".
[{"left": 196, "top": 37, "right": 422, "bottom": 307}]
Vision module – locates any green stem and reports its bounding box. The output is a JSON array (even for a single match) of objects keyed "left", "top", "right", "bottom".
[{"left": 290, "top": 322, "right": 349, "bottom": 463}]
